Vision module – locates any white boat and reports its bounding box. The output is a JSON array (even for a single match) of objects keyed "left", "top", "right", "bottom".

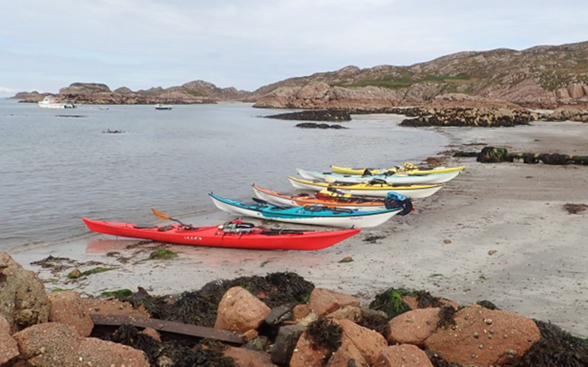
[
  {"left": 288, "top": 176, "right": 444, "bottom": 199},
  {"left": 296, "top": 168, "right": 461, "bottom": 185},
  {"left": 209, "top": 193, "right": 402, "bottom": 228},
  {"left": 154, "top": 104, "right": 173, "bottom": 110},
  {"left": 37, "top": 95, "right": 76, "bottom": 109}
]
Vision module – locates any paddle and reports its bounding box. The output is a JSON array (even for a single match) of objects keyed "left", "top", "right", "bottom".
[{"left": 151, "top": 208, "right": 190, "bottom": 227}]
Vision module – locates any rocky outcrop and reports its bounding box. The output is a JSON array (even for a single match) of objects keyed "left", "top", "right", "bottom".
[
  {"left": 2, "top": 252, "right": 587, "bottom": 367},
  {"left": 252, "top": 41, "right": 588, "bottom": 109},
  {"left": 18, "top": 80, "right": 253, "bottom": 105}
]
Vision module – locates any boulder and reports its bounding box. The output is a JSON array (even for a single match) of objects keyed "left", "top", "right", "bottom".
[
  {"left": 0, "top": 315, "right": 19, "bottom": 365},
  {"left": 375, "top": 344, "right": 434, "bottom": 367},
  {"left": 308, "top": 288, "right": 360, "bottom": 316},
  {"left": 214, "top": 286, "right": 272, "bottom": 333},
  {"left": 424, "top": 304, "right": 541, "bottom": 366},
  {"left": 224, "top": 346, "right": 275, "bottom": 367},
  {"left": 386, "top": 307, "right": 441, "bottom": 345},
  {"left": 289, "top": 331, "right": 330, "bottom": 367},
  {"left": 48, "top": 290, "right": 93, "bottom": 337},
  {"left": 13, "top": 322, "right": 149, "bottom": 367},
  {"left": 0, "top": 252, "right": 50, "bottom": 333},
  {"left": 326, "top": 337, "right": 369, "bottom": 367},
  {"left": 336, "top": 318, "right": 387, "bottom": 365}
]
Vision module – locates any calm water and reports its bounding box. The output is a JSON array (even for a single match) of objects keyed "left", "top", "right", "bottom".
[{"left": 0, "top": 99, "right": 447, "bottom": 251}]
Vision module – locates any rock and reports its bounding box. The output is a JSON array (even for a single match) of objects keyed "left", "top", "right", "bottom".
[
  {"left": 0, "top": 252, "right": 50, "bottom": 333},
  {"left": 214, "top": 286, "right": 272, "bottom": 333},
  {"left": 271, "top": 324, "right": 306, "bottom": 365},
  {"left": 375, "top": 344, "right": 434, "bottom": 367},
  {"left": 326, "top": 305, "right": 362, "bottom": 323},
  {"left": 48, "top": 290, "right": 94, "bottom": 337},
  {"left": 326, "top": 338, "right": 369, "bottom": 367},
  {"left": 0, "top": 315, "right": 19, "bottom": 366},
  {"left": 289, "top": 331, "right": 330, "bottom": 367},
  {"left": 336, "top": 318, "right": 387, "bottom": 365},
  {"left": 13, "top": 322, "right": 149, "bottom": 367},
  {"left": 386, "top": 308, "right": 441, "bottom": 345},
  {"left": 308, "top": 288, "right": 360, "bottom": 316},
  {"left": 423, "top": 304, "right": 541, "bottom": 366},
  {"left": 224, "top": 346, "right": 276, "bottom": 367}
]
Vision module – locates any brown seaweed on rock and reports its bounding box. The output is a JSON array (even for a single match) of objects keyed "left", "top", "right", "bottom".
[
  {"left": 126, "top": 272, "right": 314, "bottom": 327},
  {"left": 506, "top": 320, "right": 588, "bottom": 367}
]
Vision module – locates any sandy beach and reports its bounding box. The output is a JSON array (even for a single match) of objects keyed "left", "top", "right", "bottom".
[{"left": 8, "top": 117, "right": 588, "bottom": 338}]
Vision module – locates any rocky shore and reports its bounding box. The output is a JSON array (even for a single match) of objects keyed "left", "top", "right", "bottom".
[{"left": 2, "top": 252, "right": 587, "bottom": 367}]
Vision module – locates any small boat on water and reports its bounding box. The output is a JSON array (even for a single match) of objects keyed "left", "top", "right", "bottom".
[
  {"left": 210, "top": 192, "right": 404, "bottom": 228},
  {"left": 251, "top": 184, "right": 413, "bottom": 213},
  {"left": 296, "top": 167, "right": 461, "bottom": 185},
  {"left": 83, "top": 216, "right": 360, "bottom": 251},
  {"left": 154, "top": 104, "right": 173, "bottom": 110},
  {"left": 331, "top": 163, "right": 466, "bottom": 176},
  {"left": 38, "top": 95, "right": 76, "bottom": 109},
  {"left": 288, "top": 176, "right": 444, "bottom": 199}
]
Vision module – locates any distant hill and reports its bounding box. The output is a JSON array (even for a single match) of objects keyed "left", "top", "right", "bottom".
[
  {"left": 252, "top": 41, "right": 588, "bottom": 109},
  {"left": 13, "top": 41, "right": 588, "bottom": 109},
  {"left": 15, "top": 81, "right": 254, "bottom": 105}
]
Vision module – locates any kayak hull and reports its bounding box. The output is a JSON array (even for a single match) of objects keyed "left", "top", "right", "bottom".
[
  {"left": 252, "top": 184, "right": 404, "bottom": 212},
  {"left": 83, "top": 217, "right": 360, "bottom": 251},
  {"left": 210, "top": 193, "right": 401, "bottom": 228},
  {"left": 319, "top": 170, "right": 460, "bottom": 185},
  {"left": 330, "top": 165, "right": 465, "bottom": 176},
  {"left": 288, "top": 176, "right": 444, "bottom": 199}
]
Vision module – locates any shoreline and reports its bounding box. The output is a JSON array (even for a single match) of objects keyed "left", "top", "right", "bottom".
[{"left": 8, "top": 118, "right": 588, "bottom": 338}]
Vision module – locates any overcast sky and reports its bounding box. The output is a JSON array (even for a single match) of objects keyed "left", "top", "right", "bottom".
[{"left": 1, "top": 0, "right": 587, "bottom": 96}]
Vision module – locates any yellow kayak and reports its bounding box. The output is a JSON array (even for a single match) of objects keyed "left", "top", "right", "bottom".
[{"left": 331, "top": 162, "right": 466, "bottom": 176}]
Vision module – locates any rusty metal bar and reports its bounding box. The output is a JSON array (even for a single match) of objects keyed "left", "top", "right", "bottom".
[{"left": 91, "top": 314, "right": 244, "bottom": 344}]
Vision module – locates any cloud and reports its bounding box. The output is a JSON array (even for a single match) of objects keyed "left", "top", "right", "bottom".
[{"left": 1, "top": 0, "right": 587, "bottom": 93}]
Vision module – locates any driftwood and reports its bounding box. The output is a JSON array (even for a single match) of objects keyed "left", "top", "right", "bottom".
[{"left": 91, "top": 314, "right": 245, "bottom": 344}]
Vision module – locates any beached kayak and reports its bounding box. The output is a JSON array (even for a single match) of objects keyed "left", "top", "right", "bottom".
[
  {"left": 296, "top": 168, "right": 461, "bottom": 185},
  {"left": 330, "top": 163, "right": 466, "bottom": 176},
  {"left": 209, "top": 193, "right": 403, "bottom": 228},
  {"left": 288, "top": 176, "right": 444, "bottom": 199},
  {"left": 83, "top": 217, "right": 360, "bottom": 251},
  {"left": 251, "top": 184, "right": 413, "bottom": 213}
]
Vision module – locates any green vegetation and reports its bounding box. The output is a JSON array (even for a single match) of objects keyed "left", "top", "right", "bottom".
[
  {"left": 101, "top": 289, "right": 134, "bottom": 300},
  {"left": 260, "top": 260, "right": 270, "bottom": 267},
  {"left": 369, "top": 288, "right": 413, "bottom": 319},
  {"left": 148, "top": 249, "right": 178, "bottom": 260},
  {"left": 68, "top": 267, "right": 118, "bottom": 279}
]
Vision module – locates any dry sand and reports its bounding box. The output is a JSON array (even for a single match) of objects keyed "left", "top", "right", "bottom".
[{"left": 8, "top": 118, "right": 588, "bottom": 337}]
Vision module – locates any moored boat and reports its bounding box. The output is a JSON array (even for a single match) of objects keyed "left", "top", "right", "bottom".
[
  {"left": 288, "top": 176, "right": 444, "bottom": 199},
  {"left": 38, "top": 95, "right": 76, "bottom": 109},
  {"left": 209, "top": 193, "right": 403, "bottom": 228},
  {"left": 331, "top": 163, "right": 465, "bottom": 176},
  {"left": 154, "top": 104, "right": 173, "bottom": 110},
  {"left": 83, "top": 217, "right": 360, "bottom": 251},
  {"left": 251, "top": 184, "right": 413, "bottom": 213}
]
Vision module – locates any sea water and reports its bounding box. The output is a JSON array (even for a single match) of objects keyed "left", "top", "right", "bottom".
[{"left": 0, "top": 99, "right": 447, "bottom": 251}]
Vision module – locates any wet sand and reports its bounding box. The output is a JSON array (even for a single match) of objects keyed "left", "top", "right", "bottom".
[{"left": 9, "top": 118, "right": 588, "bottom": 337}]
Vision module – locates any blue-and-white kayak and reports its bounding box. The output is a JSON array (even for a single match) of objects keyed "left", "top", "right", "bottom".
[
  {"left": 209, "top": 193, "right": 402, "bottom": 228},
  {"left": 297, "top": 168, "right": 461, "bottom": 185}
]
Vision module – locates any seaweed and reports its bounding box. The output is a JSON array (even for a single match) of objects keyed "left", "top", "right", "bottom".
[
  {"left": 436, "top": 306, "right": 457, "bottom": 329},
  {"left": 416, "top": 290, "right": 443, "bottom": 308},
  {"left": 507, "top": 320, "right": 588, "bottom": 367},
  {"left": 368, "top": 287, "right": 412, "bottom": 319},
  {"left": 306, "top": 316, "right": 342, "bottom": 363}
]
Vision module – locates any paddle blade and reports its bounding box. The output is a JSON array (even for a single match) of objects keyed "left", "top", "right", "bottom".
[{"left": 151, "top": 208, "right": 170, "bottom": 221}]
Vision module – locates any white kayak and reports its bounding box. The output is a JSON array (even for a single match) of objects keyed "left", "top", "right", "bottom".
[
  {"left": 288, "top": 176, "right": 444, "bottom": 199},
  {"left": 297, "top": 168, "right": 461, "bottom": 185}
]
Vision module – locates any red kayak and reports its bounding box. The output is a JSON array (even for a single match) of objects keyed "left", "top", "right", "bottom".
[{"left": 82, "top": 217, "right": 360, "bottom": 251}]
